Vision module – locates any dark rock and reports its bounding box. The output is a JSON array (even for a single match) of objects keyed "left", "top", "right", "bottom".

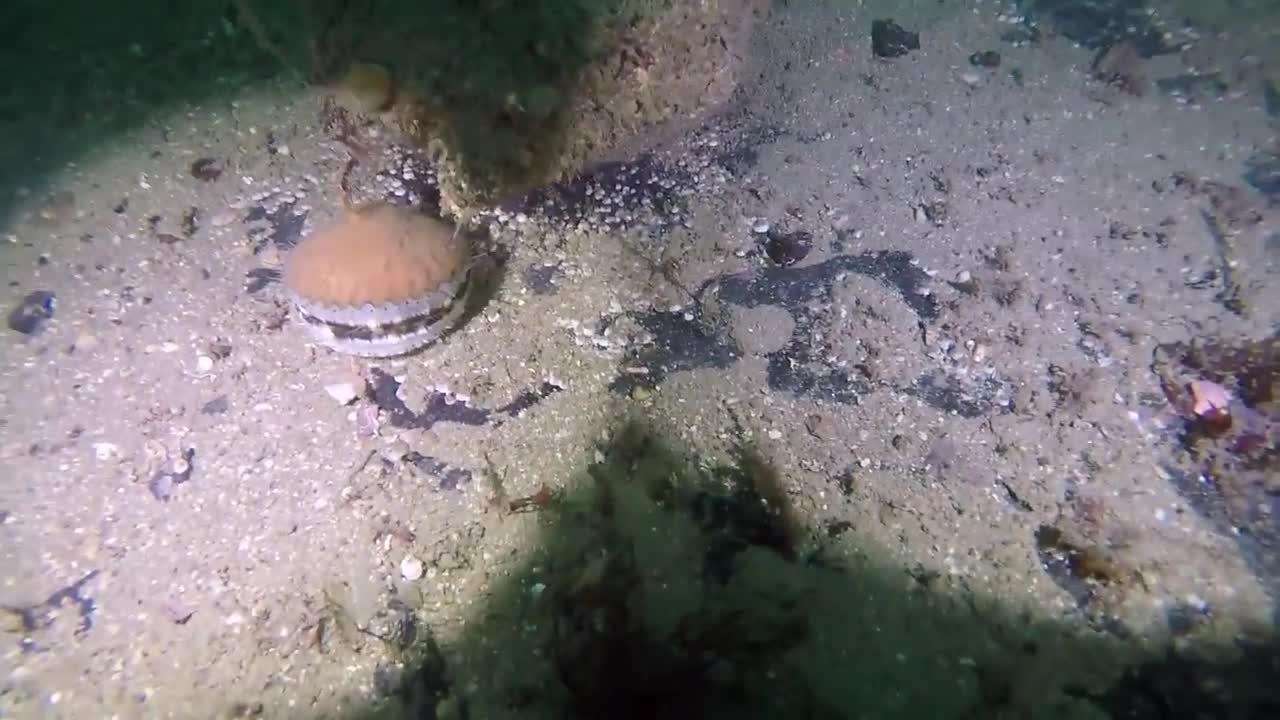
[
  {"left": 523, "top": 262, "right": 563, "bottom": 295},
  {"left": 190, "top": 157, "right": 224, "bottom": 181},
  {"left": 923, "top": 200, "right": 948, "bottom": 224},
  {"left": 871, "top": 19, "right": 919, "bottom": 58},
  {"left": 181, "top": 206, "right": 201, "bottom": 238},
  {"left": 763, "top": 230, "right": 812, "bottom": 266},
  {"left": 200, "top": 395, "right": 230, "bottom": 415},
  {"left": 245, "top": 199, "right": 307, "bottom": 254},
  {"left": 7, "top": 290, "right": 56, "bottom": 335},
  {"left": 243, "top": 268, "right": 280, "bottom": 294},
  {"left": 1023, "top": 0, "right": 1180, "bottom": 56},
  {"left": 148, "top": 448, "right": 195, "bottom": 502},
  {"left": 969, "top": 50, "right": 1001, "bottom": 68}
]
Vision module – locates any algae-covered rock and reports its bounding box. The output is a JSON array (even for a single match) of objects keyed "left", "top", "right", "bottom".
[{"left": 240, "top": 0, "right": 768, "bottom": 216}]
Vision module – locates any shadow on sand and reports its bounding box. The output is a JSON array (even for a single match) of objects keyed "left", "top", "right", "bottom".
[{"left": 309, "top": 416, "right": 1279, "bottom": 720}]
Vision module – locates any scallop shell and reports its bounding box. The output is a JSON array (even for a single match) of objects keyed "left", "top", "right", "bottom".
[{"left": 283, "top": 204, "right": 473, "bottom": 357}]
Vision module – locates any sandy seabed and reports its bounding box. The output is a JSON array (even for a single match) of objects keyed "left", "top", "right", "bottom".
[{"left": 2, "top": 1, "right": 1278, "bottom": 718}]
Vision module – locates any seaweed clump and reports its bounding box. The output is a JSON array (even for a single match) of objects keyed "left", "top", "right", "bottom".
[
  {"left": 541, "top": 420, "right": 814, "bottom": 719},
  {"left": 1152, "top": 334, "right": 1279, "bottom": 578},
  {"left": 1153, "top": 335, "right": 1279, "bottom": 493}
]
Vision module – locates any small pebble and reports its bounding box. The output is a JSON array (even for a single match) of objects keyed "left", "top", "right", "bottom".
[
  {"left": 93, "top": 442, "right": 120, "bottom": 461},
  {"left": 72, "top": 332, "right": 98, "bottom": 352},
  {"left": 355, "top": 404, "right": 381, "bottom": 438},
  {"left": 149, "top": 473, "right": 175, "bottom": 502},
  {"left": 325, "top": 382, "right": 361, "bottom": 405},
  {"left": 400, "top": 556, "right": 424, "bottom": 581},
  {"left": 969, "top": 50, "right": 1001, "bottom": 68},
  {"left": 149, "top": 448, "right": 195, "bottom": 501},
  {"left": 201, "top": 395, "right": 230, "bottom": 415}
]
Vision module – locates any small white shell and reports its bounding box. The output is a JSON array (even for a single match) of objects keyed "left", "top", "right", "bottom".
[{"left": 400, "top": 555, "right": 424, "bottom": 581}]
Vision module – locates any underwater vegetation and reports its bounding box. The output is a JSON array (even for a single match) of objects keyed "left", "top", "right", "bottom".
[
  {"left": 233, "top": 0, "right": 766, "bottom": 213},
  {"left": 1153, "top": 334, "right": 1280, "bottom": 590},
  {"left": 337, "top": 417, "right": 1280, "bottom": 720}
]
